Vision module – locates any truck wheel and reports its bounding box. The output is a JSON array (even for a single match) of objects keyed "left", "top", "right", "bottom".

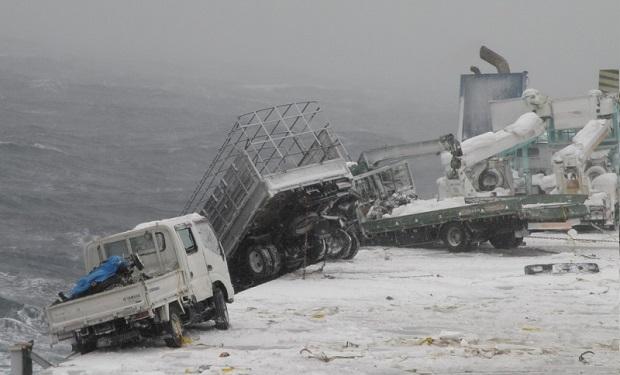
[
  {"left": 490, "top": 232, "right": 522, "bottom": 249},
  {"left": 245, "top": 247, "right": 269, "bottom": 280},
  {"left": 441, "top": 222, "right": 471, "bottom": 252},
  {"left": 289, "top": 213, "right": 320, "bottom": 235},
  {"left": 489, "top": 235, "right": 509, "bottom": 249},
  {"left": 306, "top": 238, "right": 327, "bottom": 264},
  {"left": 326, "top": 229, "right": 352, "bottom": 259},
  {"left": 73, "top": 337, "right": 96, "bottom": 355},
  {"left": 164, "top": 306, "right": 184, "bottom": 348},
  {"left": 259, "top": 248, "right": 274, "bottom": 276},
  {"left": 267, "top": 246, "right": 283, "bottom": 276},
  {"left": 213, "top": 287, "right": 230, "bottom": 330},
  {"left": 342, "top": 230, "right": 360, "bottom": 260}
]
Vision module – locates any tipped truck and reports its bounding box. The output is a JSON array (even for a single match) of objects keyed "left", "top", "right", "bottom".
[{"left": 182, "top": 102, "right": 360, "bottom": 291}]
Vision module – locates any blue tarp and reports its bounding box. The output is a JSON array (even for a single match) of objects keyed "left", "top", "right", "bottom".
[{"left": 69, "top": 256, "right": 129, "bottom": 298}]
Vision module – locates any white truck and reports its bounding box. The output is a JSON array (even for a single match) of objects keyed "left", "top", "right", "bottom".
[{"left": 46, "top": 214, "right": 234, "bottom": 353}]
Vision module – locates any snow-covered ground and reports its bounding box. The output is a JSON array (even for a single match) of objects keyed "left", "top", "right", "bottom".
[{"left": 43, "top": 231, "right": 618, "bottom": 374}]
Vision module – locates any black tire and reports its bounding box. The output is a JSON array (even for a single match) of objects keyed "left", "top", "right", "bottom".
[
  {"left": 342, "top": 230, "right": 360, "bottom": 260},
  {"left": 326, "top": 229, "right": 352, "bottom": 259},
  {"left": 489, "top": 235, "right": 509, "bottom": 249},
  {"left": 289, "top": 213, "right": 320, "bottom": 235},
  {"left": 441, "top": 222, "right": 472, "bottom": 252},
  {"left": 306, "top": 238, "right": 327, "bottom": 264},
  {"left": 73, "top": 337, "right": 96, "bottom": 355},
  {"left": 267, "top": 246, "right": 283, "bottom": 276},
  {"left": 164, "top": 306, "right": 184, "bottom": 348},
  {"left": 245, "top": 247, "right": 270, "bottom": 280},
  {"left": 490, "top": 232, "right": 521, "bottom": 249},
  {"left": 259, "top": 247, "right": 274, "bottom": 276},
  {"left": 213, "top": 287, "right": 230, "bottom": 330}
]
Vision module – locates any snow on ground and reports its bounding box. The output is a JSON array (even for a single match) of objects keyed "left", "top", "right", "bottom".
[{"left": 44, "top": 231, "right": 618, "bottom": 374}]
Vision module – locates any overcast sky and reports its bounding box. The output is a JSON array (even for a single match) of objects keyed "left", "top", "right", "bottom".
[{"left": 1, "top": 0, "right": 618, "bottom": 98}]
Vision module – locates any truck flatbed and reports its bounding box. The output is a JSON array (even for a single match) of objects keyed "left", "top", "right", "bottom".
[
  {"left": 519, "top": 194, "right": 589, "bottom": 230},
  {"left": 360, "top": 197, "right": 526, "bottom": 251},
  {"left": 362, "top": 198, "right": 523, "bottom": 234}
]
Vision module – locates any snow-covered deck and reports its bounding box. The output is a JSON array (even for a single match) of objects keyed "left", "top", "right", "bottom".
[{"left": 45, "top": 231, "right": 619, "bottom": 374}]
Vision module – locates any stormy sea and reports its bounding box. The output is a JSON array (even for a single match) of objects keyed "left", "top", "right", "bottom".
[{"left": 0, "top": 54, "right": 446, "bottom": 371}]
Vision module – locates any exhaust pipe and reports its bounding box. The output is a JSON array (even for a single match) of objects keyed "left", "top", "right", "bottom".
[{"left": 480, "top": 46, "right": 510, "bottom": 74}]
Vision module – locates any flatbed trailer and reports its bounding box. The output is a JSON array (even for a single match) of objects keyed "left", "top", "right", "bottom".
[
  {"left": 519, "top": 194, "right": 589, "bottom": 230},
  {"left": 359, "top": 197, "right": 527, "bottom": 251}
]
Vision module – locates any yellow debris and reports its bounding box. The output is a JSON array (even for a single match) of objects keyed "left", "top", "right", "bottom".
[
  {"left": 521, "top": 326, "right": 541, "bottom": 332},
  {"left": 181, "top": 336, "right": 193, "bottom": 345},
  {"left": 418, "top": 337, "right": 434, "bottom": 345}
]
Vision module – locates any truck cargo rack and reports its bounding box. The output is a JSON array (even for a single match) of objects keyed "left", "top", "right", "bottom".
[{"left": 182, "top": 101, "right": 349, "bottom": 216}]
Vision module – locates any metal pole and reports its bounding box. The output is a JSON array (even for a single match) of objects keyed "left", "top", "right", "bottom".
[
  {"left": 10, "top": 342, "right": 32, "bottom": 375},
  {"left": 614, "top": 100, "right": 620, "bottom": 231}
]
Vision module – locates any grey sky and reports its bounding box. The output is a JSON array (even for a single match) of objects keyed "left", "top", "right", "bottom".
[{"left": 1, "top": 1, "right": 618, "bottom": 98}]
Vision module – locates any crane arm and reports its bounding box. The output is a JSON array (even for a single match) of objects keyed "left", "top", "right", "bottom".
[
  {"left": 358, "top": 133, "right": 462, "bottom": 171},
  {"left": 552, "top": 119, "right": 611, "bottom": 194}
]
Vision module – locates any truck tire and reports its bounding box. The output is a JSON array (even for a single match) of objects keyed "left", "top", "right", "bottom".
[
  {"left": 342, "top": 230, "right": 360, "bottom": 260},
  {"left": 441, "top": 222, "right": 472, "bottom": 252},
  {"left": 267, "top": 245, "right": 283, "bottom": 276},
  {"left": 73, "top": 337, "right": 96, "bottom": 355},
  {"left": 490, "top": 232, "right": 522, "bottom": 249},
  {"left": 213, "top": 287, "right": 230, "bottom": 330},
  {"left": 289, "top": 213, "right": 320, "bottom": 235},
  {"left": 164, "top": 306, "right": 184, "bottom": 348},
  {"left": 326, "top": 229, "right": 352, "bottom": 259},
  {"left": 306, "top": 238, "right": 326, "bottom": 264},
  {"left": 259, "top": 247, "right": 274, "bottom": 276},
  {"left": 245, "top": 247, "right": 270, "bottom": 280}
]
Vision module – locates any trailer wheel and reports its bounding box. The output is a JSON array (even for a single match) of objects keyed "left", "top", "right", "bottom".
[
  {"left": 326, "top": 229, "right": 352, "bottom": 259},
  {"left": 441, "top": 222, "right": 471, "bottom": 252},
  {"left": 164, "top": 306, "right": 184, "bottom": 348},
  {"left": 342, "top": 230, "right": 360, "bottom": 260},
  {"left": 213, "top": 287, "right": 230, "bottom": 330}
]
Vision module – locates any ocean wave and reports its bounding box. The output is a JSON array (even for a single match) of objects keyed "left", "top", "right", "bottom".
[
  {"left": 32, "top": 143, "right": 68, "bottom": 154},
  {"left": 0, "top": 141, "right": 68, "bottom": 155}
]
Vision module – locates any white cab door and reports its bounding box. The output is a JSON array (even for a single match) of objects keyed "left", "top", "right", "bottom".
[{"left": 175, "top": 226, "right": 212, "bottom": 301}]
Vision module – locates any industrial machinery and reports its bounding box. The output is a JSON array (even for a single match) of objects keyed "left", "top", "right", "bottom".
[
  {"left": 356, "top": 112, "right": 546, "bottom": 201},
  {"left": 439, "top": 112, "right": 545, "bottom": 199},
  {"left": 552, "top": 119, "right": 612, "bottom": 195},
  {"left": 550, "top": 119, "right": 617, "bottom": 227}
]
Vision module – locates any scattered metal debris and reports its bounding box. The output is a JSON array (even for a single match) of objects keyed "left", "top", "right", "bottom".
[
  {"left": 524, "top": 263, "right": 599, "bottom": 275},
  {"left": 578, "top": 350, "right": 595, "bottom": 364},
  {"left": 299, "top": 347, "right": 363, "bottom": 362}
]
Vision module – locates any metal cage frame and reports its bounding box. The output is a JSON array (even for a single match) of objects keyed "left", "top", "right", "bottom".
[{"left": 182, "top": 101, "right": 349, "bottom": 215}]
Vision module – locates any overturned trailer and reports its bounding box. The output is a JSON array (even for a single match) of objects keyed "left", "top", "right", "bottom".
[{"left": 182, "top": 102, "right": 359, "bottom": 291}]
